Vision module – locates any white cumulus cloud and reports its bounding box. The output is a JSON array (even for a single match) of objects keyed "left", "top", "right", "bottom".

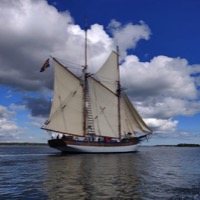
[
  {"left": 120, "top": 54, "right": 200, "bottom": 136},
  {"left": 0, "top": 105, "right": 22, "bottom": 140},
  {"left": 108, "top": 19, "right": 151, "bottom": 58}
]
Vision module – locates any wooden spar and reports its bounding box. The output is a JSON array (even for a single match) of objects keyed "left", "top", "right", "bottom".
[
  {"left": 85, "top": 18, "right": 88, "bottom": 73},
  {"left": 83, "top": 18, "right": 88, "bottom": 136},
  {"left": 117, "top": 46, "right": 121, "bottom": 139}
]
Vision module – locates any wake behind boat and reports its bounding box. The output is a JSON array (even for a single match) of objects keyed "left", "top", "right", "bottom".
[{"left": 41, "top": 25, "right": 153, "bottom": 153}]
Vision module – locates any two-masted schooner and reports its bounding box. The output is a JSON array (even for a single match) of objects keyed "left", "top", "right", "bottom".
[{"left": 41, "top": 26, "right": 153, "bottom": 153}]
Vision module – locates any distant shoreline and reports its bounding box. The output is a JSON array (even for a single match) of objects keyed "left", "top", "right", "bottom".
[
  {"left": 0, "top": 142, "right": 47, "bottom": 146},
  {"left": 154, "top": 143, "right": 200, "bottom": 147}
]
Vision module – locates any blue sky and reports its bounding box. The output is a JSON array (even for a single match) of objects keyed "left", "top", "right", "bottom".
[{"left": 0, "top": 0, "right": 200, "bottom": 145}]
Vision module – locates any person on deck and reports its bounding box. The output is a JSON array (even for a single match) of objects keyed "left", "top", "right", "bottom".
[{"left": 105, "top": 137, "right": 110, "bottom": 143}]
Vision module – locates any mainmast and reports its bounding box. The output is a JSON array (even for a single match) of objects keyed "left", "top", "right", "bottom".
[
  {"left": 83, "top": 18, "right": 88, "bottom": 136},
  {"left": 117, "top": 46, "right": 121, "bottom": 139}
]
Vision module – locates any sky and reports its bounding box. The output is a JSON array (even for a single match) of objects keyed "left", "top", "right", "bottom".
[{"left": 0, "top": 0, "right": 200, "bottom": 145}]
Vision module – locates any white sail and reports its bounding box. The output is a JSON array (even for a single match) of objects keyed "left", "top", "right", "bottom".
[
  {"left": 88, "top": 77, "right": 119, "bottom": 138},
  {"left": 95, "top": 51, "right": 118, "bottom": 94},
  {"left": 89, "top": 51, "right": 152, "bottom": 138},
  {"left": 44, "top": 59, "right": 84, "bottom": 136},
  {"left": 121, "top": 93, "right": 152, "bottom": 135}
]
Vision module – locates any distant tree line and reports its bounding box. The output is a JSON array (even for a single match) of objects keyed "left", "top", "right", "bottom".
[
  {"left": 177, "top": 143, "right": 200, "bottom": 147},
  {"left": 0, "top": 142, "right": 47, "bottom": 146}
]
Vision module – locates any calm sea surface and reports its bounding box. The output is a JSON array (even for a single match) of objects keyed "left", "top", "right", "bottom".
[{"left": 0, "top": 145, "right": 200, "bottom": 200}]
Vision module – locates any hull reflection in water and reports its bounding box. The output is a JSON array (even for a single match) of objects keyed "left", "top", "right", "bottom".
[{"left": 43, "top": 153, "right": 143, "bottom": 199}]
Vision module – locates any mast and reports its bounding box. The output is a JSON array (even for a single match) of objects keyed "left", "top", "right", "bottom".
[
  {"left": 83, "top": 18, "right": 88, "bottom": 136},
  {"left": 117, "top": 46, "right": 121, "bottom": 139}
]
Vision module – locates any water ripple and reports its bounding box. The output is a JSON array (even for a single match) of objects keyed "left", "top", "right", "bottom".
[{"left": 0, "top": 146, "right": 200, "bottom": 199}]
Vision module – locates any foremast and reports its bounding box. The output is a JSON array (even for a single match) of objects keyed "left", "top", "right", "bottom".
[
  {"left": 116, "top": 46, "right": 121, "bottom": 139},
  {"left": 83, "top": 19, "right": 88, "bottom": 136}
]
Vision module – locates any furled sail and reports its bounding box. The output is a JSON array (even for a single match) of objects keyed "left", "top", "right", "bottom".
[
  {"left": 43, "top": 59, "right": 84, "bottom": 136},
  {"left": 95, "top": 51, "right": 118, "bottom": 94},
  {"left": 88, "top": 77, "right": 119, "bottom": 138}
]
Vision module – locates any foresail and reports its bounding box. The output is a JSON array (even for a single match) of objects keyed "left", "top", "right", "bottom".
[
  {"left": 95, "top": 51, "right": 118, "bottom": 94},
  {"left": 88, "top": 77, "right": 119, "bottom": 138},
  {"left": 121, "top": 93, "right": 152, "bottom": 135},
  {"left": 44, "top": 59, "right": 84, "bottom": 136}
]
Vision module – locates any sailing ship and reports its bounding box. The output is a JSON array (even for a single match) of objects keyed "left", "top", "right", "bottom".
[{"left": 41, "top": 27, "right": 153, "bottom": 153}]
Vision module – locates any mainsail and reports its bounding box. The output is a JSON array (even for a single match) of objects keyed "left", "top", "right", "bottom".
[
  {"left": 43, "top": 59, "right": 84, "bottom": 136},
  {"left": 43, "top": 51, "right": 152, "bottom": 138},
  {"left": 91, "top": 51, "right": 152, "bottom": 137},
  {"left": 88, "top": 76, "right": 118, "bottom": 138}
]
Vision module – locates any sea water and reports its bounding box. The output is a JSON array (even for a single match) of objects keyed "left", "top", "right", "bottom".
[{"left": 0, "top": 145, "right": 199, "bottom": 200}]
